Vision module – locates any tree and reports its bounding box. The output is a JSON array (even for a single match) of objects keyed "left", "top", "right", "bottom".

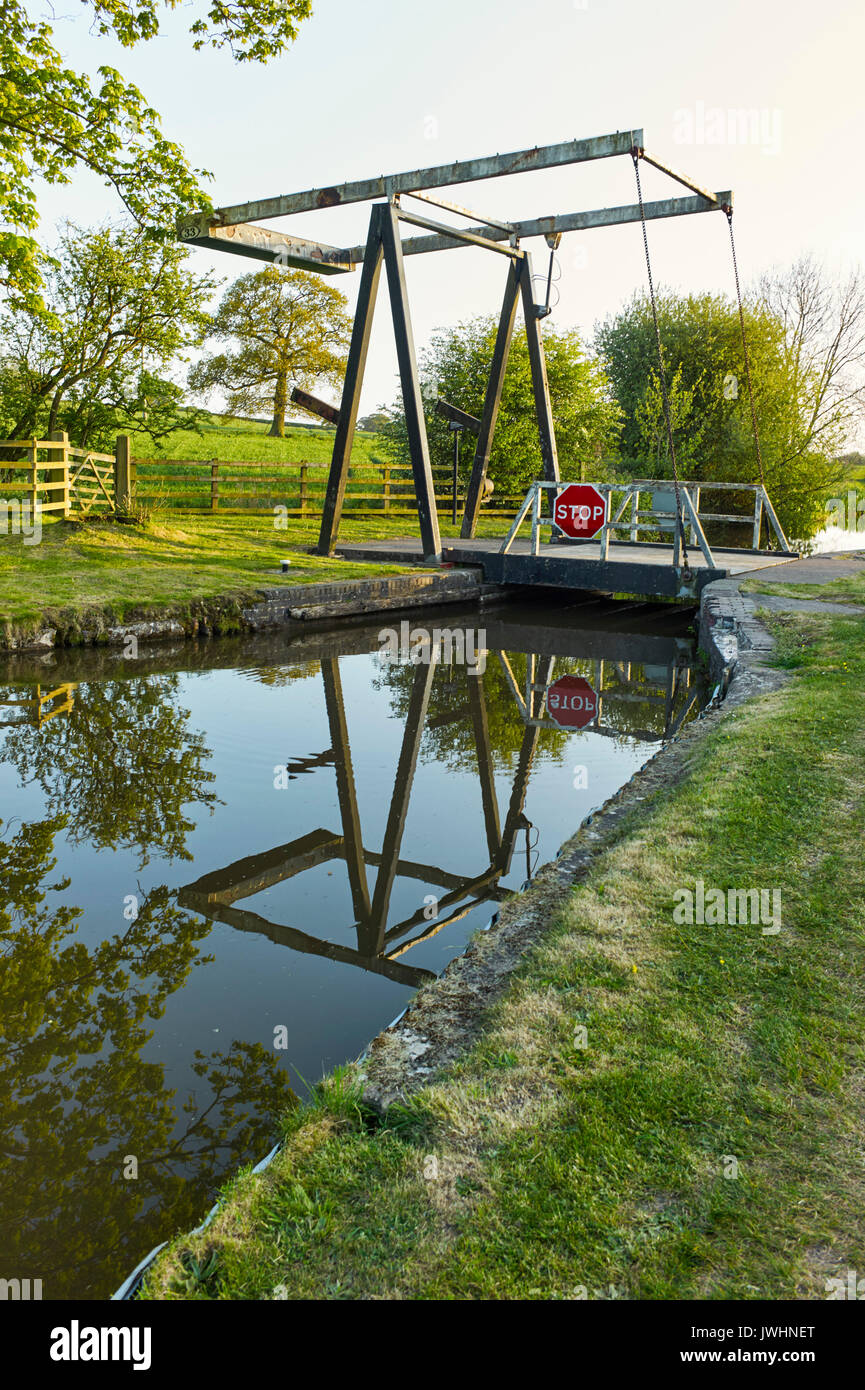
[
  {"left": 189, "top": 267, "right": 352, "bottom": 438},
  {"left": 0, "top": 222, "right": 216, "bottom": 449},
  {"left": 594, "top": 287, "right": 849, "bottom": 542},
  {"left": 380, "top": 316, "right": 622, "bottom": 501},
  {"left": 0, "top": 1, "right": 312, "bottom": 307},
  {"left": 358, "top": 412, "right": 389, "bottom": 433},
  {"left": 757, "top": 255, "right": 865, "bottom": 463}
]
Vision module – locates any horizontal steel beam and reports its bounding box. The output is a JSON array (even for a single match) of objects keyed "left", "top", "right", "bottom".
[
  {"left": 348, "top": 191, "right": 733, "bottom": 260},
  {"left": 180, "top": 191, "right": 733, "bottom": 275},
  {"left": 403, "top": 189, "right": 515, "bottom": 233},
  {"left": 207, "top": 130, "right": 642, "bottom": 226},
  {"left": 395, "top": 205, "right": 523, "bottom": 257},
  {"left": 638, "top": 150, "right": 720, "bottom": 204},
  {"left": 177, "top": 216, "right": 355, "bottom": 273}
]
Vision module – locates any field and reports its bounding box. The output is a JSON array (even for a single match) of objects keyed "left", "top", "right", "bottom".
[
  {"left": 127, "top": 413, "right": 524, "bottom": 516},
  {"left": 128, "top": 414, "right": 383, "bottom": 465},
  {"left": 0, "top": 412, "right": 517, "bottom": 632},
  {"left": 0, "top": 509, "right": 515, "bottom": 630}
]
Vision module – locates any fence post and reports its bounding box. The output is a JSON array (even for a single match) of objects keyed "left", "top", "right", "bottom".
[
  {"left": 299, "top": 464, "right": 308, "bottom": 518},
  {"left": 383, "top": 463, "right": 391, "bottom": 515},
  {"left": 114, "top": 435, "right": 132, "bottom": 511},
  {"left": 47, "top": 430, "right": 69, "bottom": 520},
  {"left": 28, "top": 437, "right": 38, "bottom": 519},
  {"left": 210, "top": 460, "right": 219, "bottom": 512}
]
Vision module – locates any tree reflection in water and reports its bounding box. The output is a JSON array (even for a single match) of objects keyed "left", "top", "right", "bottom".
[
  {"left": 1, "top": 675, "right": 219, "bottom": 866},
  {"left": 0, "top": 812, "right": 295, "bottom": 1299}
]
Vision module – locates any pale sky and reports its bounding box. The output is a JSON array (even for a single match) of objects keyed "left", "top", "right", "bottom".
[{"left": 37, "top": 0, "right": 865, "bottom": 435}]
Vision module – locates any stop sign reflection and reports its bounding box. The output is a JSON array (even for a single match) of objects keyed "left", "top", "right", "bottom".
[{"left": 546, "top": 675, "right": 598, "bottom": 730}]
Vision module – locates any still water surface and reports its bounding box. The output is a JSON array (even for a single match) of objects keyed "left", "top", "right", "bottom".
[{"left": 0, "top": 595, "right": 705, "bottom": 1297}]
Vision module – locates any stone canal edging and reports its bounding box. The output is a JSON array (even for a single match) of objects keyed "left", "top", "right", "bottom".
[{"left": 1, "top": 569, "right": 508, "bottom": 652}]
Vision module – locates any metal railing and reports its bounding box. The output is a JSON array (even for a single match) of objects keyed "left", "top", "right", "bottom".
[{"left": 501, "top": 479, "right": 795, "bottom": 566}]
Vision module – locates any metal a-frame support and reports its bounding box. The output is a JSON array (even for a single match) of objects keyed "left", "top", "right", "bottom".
[
  {"left": 316, "top": 202, "right": 561, "bottom": 561},
  {"left": 460, "top": 254, "right": 562, "bottom": 538},
  {"left": 318, "top": 202, "right": 444, "bottom": 559},
  {"left": 179, "top": 129, "right": 734, "bottom": 562}
]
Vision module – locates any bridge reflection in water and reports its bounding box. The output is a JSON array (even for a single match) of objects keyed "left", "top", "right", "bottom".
[{"left": 179, "top": 607, "right": 701, "bottom": 985}]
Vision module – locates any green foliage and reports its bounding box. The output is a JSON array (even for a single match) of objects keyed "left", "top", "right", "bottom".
[
  {"left": 189, "top": 268, "right": 352, "bottom": 438},
  {"left": 595, "top": 288, "right": 846, "bottom": 541},
  {"left": 0, "top": 675, "right": 219, "bottom": 865},
  {"left": 0, "top": 1, "right": 311, "bottom": 305},
  {"left": 0, "top": 813, "right": 296, "bottom": 1297},
  {"left": 380, "top": 316, "right": 622, "bottom": 497},
  {"left": 0, "top": 222, "right": 216, "bottom": 450}
]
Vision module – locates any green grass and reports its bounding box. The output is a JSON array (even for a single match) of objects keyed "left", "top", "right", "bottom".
[
  {"left": 128, "top": 414, "right": 384, "bottom": 465},
  {"left": 0, "top": 514, "right": 417, "bottom": 628},
  {"left": 125, "top": 414, "right": 526, "bottom": 513},
  {"left": 0, "top": 508, "right": 517, "bottom": 629},
  {"left": 140, "top": 607, "right": 865, "bottom": 1301},
  {"left": 742, "top": 572, "right": 865, "bottom": 604}
]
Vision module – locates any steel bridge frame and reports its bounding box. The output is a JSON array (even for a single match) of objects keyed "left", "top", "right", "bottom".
[
  {"left": 178, "top": 130, "right": 734, "bottom": 562},
  {"left": 503, "top": 479, "right": 794, "bottom": 566}
]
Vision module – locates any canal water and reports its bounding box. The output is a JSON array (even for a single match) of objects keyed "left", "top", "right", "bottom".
[{"left": 0, "top": 594, "right": 706, "bottom": 1299}]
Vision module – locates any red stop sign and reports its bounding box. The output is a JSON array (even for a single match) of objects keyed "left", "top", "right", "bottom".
[
  {"left": 553, "top": 483, "right": 606, "bottom": 539},
  {"left": 546, "top": 675, "right": 598, "bottom": 730}
]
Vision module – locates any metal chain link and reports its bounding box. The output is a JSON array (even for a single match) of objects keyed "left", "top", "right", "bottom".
[
  {"left": 631, "top": 148, "right": 690, "bottom": 573},
  {"left": 723, "top": 205, "right": 767, "bottom": 492}
]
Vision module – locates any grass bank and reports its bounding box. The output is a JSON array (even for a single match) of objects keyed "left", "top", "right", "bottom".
[
  {"left": 140, "top": 605, "right": 865, "bottom": 1301},
  {"left": 0, "top": 513, "right": 502, "bottom": 631},
  {"left": 743, "top": 571, "right": 865, "bottom": 605},
  {"left": 0, "top": 508, "right": 521, "bottom": 632}
]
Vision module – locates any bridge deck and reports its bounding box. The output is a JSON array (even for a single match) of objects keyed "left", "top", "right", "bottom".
[{"left": 336, "top": 536, "right": 798, "bottom": 599}]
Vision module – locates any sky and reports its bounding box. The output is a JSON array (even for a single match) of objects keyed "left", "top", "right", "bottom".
[{"left": 35, "top": 0, "right": 865, "bottom": 432}]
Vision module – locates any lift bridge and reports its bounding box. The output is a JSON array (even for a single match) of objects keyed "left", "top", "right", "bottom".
[
  {"left": 179, "top": 129, "right": 798, "bottom": 599},
  {"left": 178, "top": 610, "right": 700, "bottom": 987}
]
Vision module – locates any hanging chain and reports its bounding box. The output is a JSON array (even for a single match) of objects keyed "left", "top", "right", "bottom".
[
  {"left": 631, "top": 147, "right": 690, "bottom": 573},
  {"left": 723, "top": 204, "right": 766, "bottom": 492}
]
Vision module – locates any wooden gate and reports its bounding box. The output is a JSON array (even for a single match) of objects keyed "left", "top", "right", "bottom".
[
  {"left": 0, "top": 433, "right": 128, "bottom": 520},
  {"left": 68, "top": 446, "right": 115, "bottom": 516}
]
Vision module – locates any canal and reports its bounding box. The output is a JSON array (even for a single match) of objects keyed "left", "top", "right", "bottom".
[{"left": 0, "top": 593, "right": 706, "bottom": 1298}]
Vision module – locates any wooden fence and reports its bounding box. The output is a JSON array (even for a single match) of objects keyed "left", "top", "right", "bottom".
[
  {"left": 0, "top": 433, "right": 132, "bottom": 518},
  {"left": 0, "top": 438, "right": 523, "bottom": 522},
  {"left": 132, "top": 458, "right": 525, "bottom": 517},
  {"left": 0, "top": 682, "right": 78, "bottom": 727}
]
